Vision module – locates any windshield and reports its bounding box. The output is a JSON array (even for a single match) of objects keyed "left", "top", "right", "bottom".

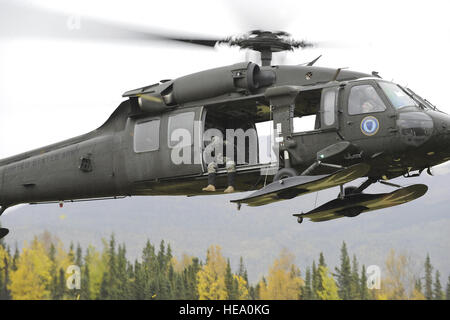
[
  {"left": 378, "top": 82, "right": 418, "bottom": 109},
  {"left": 402, "top": 87, "right": 437, "bottom": 111}
]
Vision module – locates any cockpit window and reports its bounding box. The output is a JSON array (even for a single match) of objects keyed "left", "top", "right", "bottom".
[
  {"left": 403, "top": 87, "right": 437, "bottom": 111},
  {"left": 348, "top": 85, "right": 386, "bottom": 115},
  {"left": 378, "top": 82, "right": 418, "bottom": 109}
]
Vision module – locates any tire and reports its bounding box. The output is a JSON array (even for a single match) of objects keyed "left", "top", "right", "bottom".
[
  {"left": 344, "top": 186, "right": 358, "bottom": 195},
  {"left": 337, "top": 186, "right": 358, "bottom": 198},
  {"left": 273, "top": 168, "right": 298, "bottom": 182}
]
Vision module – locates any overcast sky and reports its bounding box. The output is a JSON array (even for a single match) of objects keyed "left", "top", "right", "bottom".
[{"left": 0, "top": 0, "right": 449, "bottom": 168}]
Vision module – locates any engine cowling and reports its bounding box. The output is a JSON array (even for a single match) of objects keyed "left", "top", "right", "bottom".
[{"left": 123, "top": 62, "right": 275, "bottom": 113}]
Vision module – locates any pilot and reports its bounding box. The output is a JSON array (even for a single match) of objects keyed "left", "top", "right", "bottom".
[
  {"left": 202, "top": 136, "right": 236, "bottom": 193},
  {"left": 361, "top": 87, "right": 382, "bottom": 113},
  {"left": 361, "top": 99, "right": 376, "bottom": 113}
]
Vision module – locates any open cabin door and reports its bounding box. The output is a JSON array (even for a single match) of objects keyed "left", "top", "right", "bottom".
[
  {"left": 201, "top": 97, "right": 277, "bottom": 175},
  {"left": 266, "top": 84, "right": 341, "bottom": 170}
]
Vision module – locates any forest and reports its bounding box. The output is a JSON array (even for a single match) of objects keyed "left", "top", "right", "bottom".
[{"left": 0, "top": 230, "right": 449, "bottom": 300}]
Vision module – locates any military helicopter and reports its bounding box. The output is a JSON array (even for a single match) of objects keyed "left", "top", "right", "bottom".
[{"left": 0, "top": 2, "right": 449, "bottom": 240}]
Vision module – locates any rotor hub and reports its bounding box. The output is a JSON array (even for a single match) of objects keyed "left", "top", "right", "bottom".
[{"left": 221, "top": 30, "right": 314, "bottom": 66}]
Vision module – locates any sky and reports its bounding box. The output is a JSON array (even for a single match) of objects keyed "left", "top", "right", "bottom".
[{"left": 0, "top": 0, "right": 449, "bottom": 165}]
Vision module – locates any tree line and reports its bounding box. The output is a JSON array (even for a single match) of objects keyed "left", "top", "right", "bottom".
[{"left": 0, "top": 231, "right": 449, "bottom": 300}]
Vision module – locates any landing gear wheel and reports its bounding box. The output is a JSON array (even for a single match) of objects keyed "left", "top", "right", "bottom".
[
  {"left": 273, "top": 168, "right": 298, "bottom": 182},
  {"left": 337, "top": 186, "right": 358, "bottom": 198},
  {"left": 344, "top": 186, "right": 358, "bottom": 195},
  {"left": 297, "top": 217, "right": 303, "bottom": 224}
]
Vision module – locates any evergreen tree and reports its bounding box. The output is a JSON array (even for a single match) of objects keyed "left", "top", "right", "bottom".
[
  {"left": 116, "top": 244, "right": 129, "bottom": 299},
  {"left": 315, "top": 253, "right": 327, "bottom": 296},
  {"left": 311, "top": 261, "right": 318, "bottom": 300},
  {"left": 414, "top": 278, "right": 423, "bottom": 294},
  {"left": 183, "top": 257, "right": 200, "bottom": 300},
  {"left": 350, "top": 255, "right": 360, "bottom": 299},
  {"left": 75, "top": 243, "right": 83, "bottom": 268},
  {"left": 11, "top": 246, "right": 19, "bottom": 272},
  {"left": 225, "top": 259, "right": 238, "bottom": 300},
  {"left": 80, "top": 264, "right": 91, "bottom": 300},
  {"left": 424, "top": 254, "right": 433, "bottom": 300},
  {"left": 302, "top": 267, "right": 312, "bottom": 300},
  {"left": 98, "top": 234, "right": 121, "bottom": 299},
  {"left": 133, "top": 260, "right": 145, "bottom": 300},
  {"left": 250, "top": 282, "right": 260, "bottom": 300},
  {"left": 238, "top": 257, "right": 249, "bottom": 287},
  {"left": 99, "top": 271, "right": 109, "bottom": 299},
  {"left": 125, "top": 261, "right": 135, "bottom": 299},
  {"left": 433, "top": 270, "right": 444, "bottom": 300},
  {"left": 318, "top": 252, "right": 326, "bottom": 268},
  {"left": 55, "top": 267, "right": 66, "bottom": 300},
  {"left": 48, "top": 243, "right": 58, "bottom": 300},
  {"left": 141, "top": 240, "right": 159, "bottom": 299},
  {"left": 156, "top": 241, "right": 172, "bottom": 300},
  {"left": 335, "top": 242, "right": 352, "bottom": 300},
  {"left": 157, "top": 240, "right": 167, "bottom": 271},
  {"left": 360, "top": 265, "right": 369, "bottom": 300}
]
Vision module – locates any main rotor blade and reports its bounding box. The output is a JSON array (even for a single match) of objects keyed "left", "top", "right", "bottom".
[{"left": 0, "top": 1, "right": 222, "bottom": 48}]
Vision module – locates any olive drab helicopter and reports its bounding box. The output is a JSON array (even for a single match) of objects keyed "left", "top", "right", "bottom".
[{"left": 0, "top": 3, "right": 449, "bottom": 240}]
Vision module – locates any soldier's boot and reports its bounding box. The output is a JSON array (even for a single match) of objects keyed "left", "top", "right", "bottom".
[
  {"left": 223, "top": 186, "right": 235, "bottom": 193},
  {"left": 224, "top": 172, "right": 236, "bottom": 193},
  {"left": 202, "top": 173, "right": 216, "bottom": 192},
  {"left": 202, "top": 185, "right": 216, "bottom": 192}
]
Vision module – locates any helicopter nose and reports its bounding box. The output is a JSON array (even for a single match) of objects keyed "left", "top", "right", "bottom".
[
  {"left": 427, "top": 110, "right": 450, "bottom": 152},
  {"left": 396, "top": 110, "right": 450, "bottom": 155}
]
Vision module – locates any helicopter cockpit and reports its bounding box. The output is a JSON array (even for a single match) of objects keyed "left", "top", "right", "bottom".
[
  {"left": 256, "top": 77, "right": 447, "bottom": 176},
  {"left": 375, "top": 80, "right": 441, "bottom": 148}
]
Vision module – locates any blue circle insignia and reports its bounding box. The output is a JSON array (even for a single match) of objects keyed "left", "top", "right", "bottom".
[{"left": 360, "top": 116, "right": 379, "bottom": 136}]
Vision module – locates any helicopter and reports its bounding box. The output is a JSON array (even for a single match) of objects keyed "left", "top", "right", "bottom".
[{"left": 0, "top": 2, "right": 449, "bottom": 240}]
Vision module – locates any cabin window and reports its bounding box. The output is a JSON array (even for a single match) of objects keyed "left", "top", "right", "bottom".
[
  {"left": 348, "top": 85, "right": 386, "bottom": 115},
  {"left": 134, "top": 119, "right": 160, "bottom": 153},
  {"left": 168, "top": 112, "right": 195, "bottom": 148},
  {"left": 322, "top": 88, "right": 337, "bottom": 126}
]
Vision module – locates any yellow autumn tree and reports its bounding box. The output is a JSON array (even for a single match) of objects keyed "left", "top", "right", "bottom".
[
  {"left": 234, "top": 274, "right": 249, "bottom": 300},
  {"left": 258, "top": 249, "right": 304, "bottom": 300},
  {"left": 0, "top": 244, "right": 11, "bottom": 291},
  {"left": 84, "top": 244, "right": 108, "bottom": 299},
  {"left": 378, "top": 249, "right": 420, "bottom": 300},
  {"left": 172, "top": 253, "right": 194, "bottom": 273},
  {"left": 197, "top": 245, "right": 227, "bottom": 300},
  {"left": 9, "top": 238, "right": 53, "bottom": 300},
  {"left": 316, "top": 265, "right": 340, "bottom": 300},
  {"left": 410, "top": 288, "right": 426, "bottom": 300}
]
